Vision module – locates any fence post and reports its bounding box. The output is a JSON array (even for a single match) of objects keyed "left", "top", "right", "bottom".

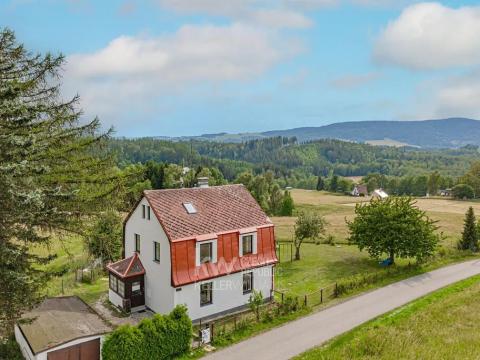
[
  {"left": 304, "top": 295, "right": 307, "bottom": 307},
  {"left": 320, "top": 289, "right": 323, "bottom": 303},
  {"left": 281, "top": 292, "right": 284, "bottom": 304},
  {"left": 61, "top": 277, "right": 64, "bottom": 294},
  {"left": 335, "top": 282, "right": 338, "bottom": 297},
  {"left": 210, "top": 323, "right": 214, "bottom": 343},
  {"left": 290, "top": 243, "right": 293, "bottom": 262}
]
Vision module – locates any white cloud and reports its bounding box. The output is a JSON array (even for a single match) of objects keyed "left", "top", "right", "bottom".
[
  {"left": 157, "top": 0, "right": 313, "bottom": 29},
  {"left": 330, "top": 72, "right": 381, "bottom": 89},
  {"left": 414, "top": 70, "right": 480, "bottom": 119},
  {"left": 64, "top": 23, "right": 303, "bottom": 123},
  {"left": 374, "top": 3, "right": 480, "bottom": 70},
  {"left": 249, "top": 9, "right": 312, "bottom": 28}
]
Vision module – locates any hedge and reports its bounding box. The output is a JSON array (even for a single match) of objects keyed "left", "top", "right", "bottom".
[{"left": 102, "top": 305, "right": 192, "bottom": 360}]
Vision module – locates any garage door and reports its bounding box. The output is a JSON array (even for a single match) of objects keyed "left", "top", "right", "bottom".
[{"left": 47, "top": 338, "right": 100, "bottom": 360}]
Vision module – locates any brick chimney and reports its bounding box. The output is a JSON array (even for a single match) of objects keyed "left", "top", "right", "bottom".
[{"left": 197, "top": 177, "right": 209, "bottom": 188}]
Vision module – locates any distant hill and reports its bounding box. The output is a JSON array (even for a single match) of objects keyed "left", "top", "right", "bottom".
[{"left": 168, "top": 118, "right": 480, "bottom": 148}]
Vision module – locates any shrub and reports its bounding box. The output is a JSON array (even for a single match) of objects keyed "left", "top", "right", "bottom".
[
  {"left": 0, "top": 337, "right": 23, "bottom": 360},
  {"left": 248, "top": 290, "right": 264, "bottom": 322},
  {"left": 452, "top": 184, "right": 475, "bottom": 199},
  {"left": 102, "top": 305, "right": 192, "bottom": 360}
]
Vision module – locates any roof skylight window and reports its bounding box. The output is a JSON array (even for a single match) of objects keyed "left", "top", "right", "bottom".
[{"left": 183, "top": 202, "right": 197, "bottom": 214}]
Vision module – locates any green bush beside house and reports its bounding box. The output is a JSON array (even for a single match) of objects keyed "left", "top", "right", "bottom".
[{"left": 102, "top": 305, "right": 192, "bottom": 360}]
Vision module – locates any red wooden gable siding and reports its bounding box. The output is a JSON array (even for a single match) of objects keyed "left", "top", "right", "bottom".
[{"left": 171, "top": 225, "right": 277, "bottom": 287}]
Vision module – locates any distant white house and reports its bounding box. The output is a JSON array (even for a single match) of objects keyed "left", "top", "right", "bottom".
[
  {"left": 371, "top": 189, "right": 388, "bottom": 200},
  {"left": 351, "top": 184, "right": 368, "bottom": 197},
  {"left": 107, "top": 183, "right": 278, "bottom": 323}
]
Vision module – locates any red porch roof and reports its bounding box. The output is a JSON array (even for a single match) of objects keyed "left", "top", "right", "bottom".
[{"left": 107, "top": 253, "right": 145, "bottom": 279}]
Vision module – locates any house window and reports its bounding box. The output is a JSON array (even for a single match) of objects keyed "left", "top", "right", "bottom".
[
  {"left": 135, "top": 234, "right": 141, "bottom": 253},
  {"left": 243, "top": 272, "right": 253, "bottom": 294},
  {"left": 117, "top": 279, "right": 125, "bottom": 297},
  {"left": 132, "top": 281, "right": 141, "bottom": 296},
  {"left": 199, "top": 242, "right": 212, "bottom": 264},
  {"left": 109, "top": 274, "right": 118, "bottom": 292},
  {"left": 200, "top": 282, "right": 213, "bottom": 306},
  {"left": 147, "top": 206, "right": 151, "bottom": 220},
  {"left": 242, "top": 235, "right": 253, "bottom": 255},
  {"left": 142, "top": 205, "right": 146, "bottom": 219},
  {"left": 154, "top": 241, "right": 160, "bottom": 262}
]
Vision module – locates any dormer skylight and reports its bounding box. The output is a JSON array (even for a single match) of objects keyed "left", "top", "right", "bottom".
[{"left": 183, "top": 202, "right": 197, "bottom": 214}]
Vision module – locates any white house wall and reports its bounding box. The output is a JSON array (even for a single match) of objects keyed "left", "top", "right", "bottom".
[
  {"left": 124, "top": 197, "right": 175, "bottom": 314},
  {"left": 108, "top": 289, "right": 123, "bottom": 309},
  {"left": 174, "top": 265, "right": 273, "bottom": 321}
]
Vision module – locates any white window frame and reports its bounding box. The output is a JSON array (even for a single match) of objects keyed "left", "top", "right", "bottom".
[
  {"left": 196, "top": 239, "right": 217, "bottom": 266},
  {"left": 200, "top": 281, "right": 213, "bottom": 306},
  {"left": 153, "top": 241, "right": 160, "bottom": 263},
  {"left": 243, "top": 272, "right": 253, "bottom": 295},
  {"left": 239, "top": 232, "right": 257, "bottom": 257}
]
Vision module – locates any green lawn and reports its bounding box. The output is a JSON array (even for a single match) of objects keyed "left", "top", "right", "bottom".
[
  {"left": 30, "top": 232, "right": 108, "bottom": 305},
  {"left": 275, "top": 243, "right": 377, "bottom": 295},
  {"left": 296, "top": 275, "right": 480, "bottom": 360}
]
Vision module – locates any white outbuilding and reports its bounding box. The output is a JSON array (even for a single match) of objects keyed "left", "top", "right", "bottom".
[{"left": 15, "top": 296, "right": 111, "bottom": 360}]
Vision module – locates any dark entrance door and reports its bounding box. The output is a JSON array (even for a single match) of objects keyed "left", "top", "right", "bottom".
[
  {"left": 47, "top": 338, "right": 100, "bottom": 360},
  {"left": 128, "top": 276, "right": 145, "bottom": 308}
]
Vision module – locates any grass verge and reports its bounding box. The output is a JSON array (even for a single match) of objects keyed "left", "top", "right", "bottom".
[{"left": 296, "top": 274, "right": 480, "bottom": 360}]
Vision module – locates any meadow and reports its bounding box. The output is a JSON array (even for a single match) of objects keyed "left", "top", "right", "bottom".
[
  {"left": 272, "top": 190, "right": 477, "bottom": 297},
  {"left": 296, "top": 275, "right": 480, "bottom": 360}
]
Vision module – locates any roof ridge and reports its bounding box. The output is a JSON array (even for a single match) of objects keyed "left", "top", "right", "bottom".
[{"left": 144, "top": 184, "right": 243, "bottom": 194}]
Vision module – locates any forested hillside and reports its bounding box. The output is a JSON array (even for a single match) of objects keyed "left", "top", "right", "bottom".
[{"left": 108, "top": 136, "right": 480, "bottom": 184}]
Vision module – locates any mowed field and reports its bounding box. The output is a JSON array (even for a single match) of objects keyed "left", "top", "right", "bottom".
[
  {"left": 272, "top": 190, "right": 478, "bottom": 296},
  {"left": 272, "top": 189, "right": 476, "bottom": 246},
  {"left": 297, "top": 275, "right": 480, "bottom": 360}
]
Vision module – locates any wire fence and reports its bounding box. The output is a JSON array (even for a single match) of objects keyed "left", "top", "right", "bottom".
[{"left": 45, "top": 262, "right": 104, "bottom": 297}]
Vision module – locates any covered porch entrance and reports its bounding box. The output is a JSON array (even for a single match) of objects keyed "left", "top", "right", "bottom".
[{"left": 107, "top": 253, "right": 146, "bottom": 312}]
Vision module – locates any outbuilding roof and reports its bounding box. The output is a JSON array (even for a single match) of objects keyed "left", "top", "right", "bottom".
[
  {"left": 144, "top": 184, "right": 272, "bottom": 241},
  {"left": 17, "top": 296, "right": 111, "bottom": 354}
]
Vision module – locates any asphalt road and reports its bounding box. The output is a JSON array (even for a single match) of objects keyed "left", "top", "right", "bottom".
[{"left": 206, "top": 259, "right": 480, "bottom": 360}]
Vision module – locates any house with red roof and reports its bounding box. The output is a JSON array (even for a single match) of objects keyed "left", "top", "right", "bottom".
[{"left": 107, "top": 183, "right": 278, "bottom": 322}]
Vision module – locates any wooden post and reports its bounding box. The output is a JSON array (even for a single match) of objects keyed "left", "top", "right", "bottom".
[
  {"left": 61, "top": 278, "right": 64, "bottom": 294},
  {"left": 290, "top": 243, "right": 293, "bottom": 262},
  {"left": 281, "top": 292, "right": 284, "bottom": 304},
  {"left": 320, "top": 289, "right": 323, "bottom": 303},
  {"left": 304, "top": 295, "right": 307, "bottom": 307},
  {"left": 210, "top": 323, "right": 214, "bottom": 343},
  {"left": 335, "top": 282, "right": 338, "bottom": 297}
]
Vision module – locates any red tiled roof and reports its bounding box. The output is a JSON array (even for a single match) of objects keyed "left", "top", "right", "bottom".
[
  {"left": 144, "top": 184, "right": 272, "bottom": 241},
  {"left": 107, "top": 253, "right": 145, "bottom": 279}
]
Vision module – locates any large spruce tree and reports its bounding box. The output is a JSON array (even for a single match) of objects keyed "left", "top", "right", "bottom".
[
  {"left": 0, "top": 29, "right": 128, "bottom": 336},
  {"left": 459, "top": 207, "right": 478, "bottom": 251}
]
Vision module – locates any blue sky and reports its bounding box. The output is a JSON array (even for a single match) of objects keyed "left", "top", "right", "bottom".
[{"left": 2, "top": 0, "right": 480, "bottom": 137}]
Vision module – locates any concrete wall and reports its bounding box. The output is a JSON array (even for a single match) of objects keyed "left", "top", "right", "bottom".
[
  {"left": 124, "top": 197, "right": 175, "bottom": 314},
  {"left": 108, "top": 289, "right": 123, "bottom": 309},
  {"left": 15, "top": 326, "right": 105, "bottom": 360},
  {"left": 174, "top": 265, "right": 273, "bottom": 321}
]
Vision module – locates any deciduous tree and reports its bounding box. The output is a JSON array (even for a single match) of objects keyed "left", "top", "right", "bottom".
[
  {"left": 347, "top": 197, "right": 439, "bottom": 264},
  {"left": 294, "top": 211, "right": 326, "bottom": 260}
]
